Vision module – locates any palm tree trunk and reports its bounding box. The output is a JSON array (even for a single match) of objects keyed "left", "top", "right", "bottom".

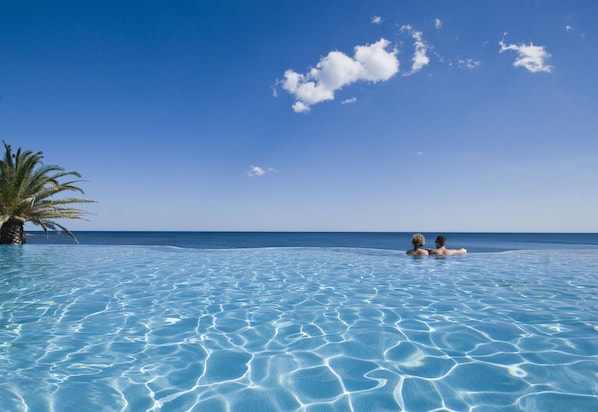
[{"left": 0, "top": 219, "right": 25, "bottom": 244}]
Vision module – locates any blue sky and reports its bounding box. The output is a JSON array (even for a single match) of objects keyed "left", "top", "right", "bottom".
[{"left": 1, "top": 0, "right": 597, "bottom": 232}]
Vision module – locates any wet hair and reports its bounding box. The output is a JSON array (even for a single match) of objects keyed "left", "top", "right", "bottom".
[
  {"left": 412, "top": 233, "right": 425, "bottom": 249},
  {"left": 435, "top": 235, "right": 447, "bottom": 247}
]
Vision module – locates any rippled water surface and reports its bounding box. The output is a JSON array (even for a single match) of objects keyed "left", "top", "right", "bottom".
[{"left": 1, "top": 245, "right": 597, "bottom": 411}]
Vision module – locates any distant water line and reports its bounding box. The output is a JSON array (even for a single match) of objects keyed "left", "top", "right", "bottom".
[{"left": 25, "top": 231, "right": 598, "bottom": 253}]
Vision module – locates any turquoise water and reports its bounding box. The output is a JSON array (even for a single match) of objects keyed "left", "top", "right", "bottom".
[{"left": 1, "top": 236, "right": 598, "bottom": 411}]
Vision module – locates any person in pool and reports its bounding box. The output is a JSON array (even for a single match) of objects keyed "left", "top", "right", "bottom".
[
  {"left": 406, "top": 233, "right": 429, "bottom": 256},
  {"left": 428, "top": 235, "right": 467, "bottom": 256}
]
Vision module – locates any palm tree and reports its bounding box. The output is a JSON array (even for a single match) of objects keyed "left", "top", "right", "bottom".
[{"left": 0, "top": 141, "right": 95, "bottom": 244}]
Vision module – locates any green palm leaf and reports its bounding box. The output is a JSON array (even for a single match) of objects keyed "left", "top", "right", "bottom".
[{"left": 0, "top": 141, "right": 96, "bottom": 244}]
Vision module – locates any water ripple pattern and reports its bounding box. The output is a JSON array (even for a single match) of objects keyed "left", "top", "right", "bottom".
[{"left": 0, "top": 246, "right": 597, "bottom": 411}]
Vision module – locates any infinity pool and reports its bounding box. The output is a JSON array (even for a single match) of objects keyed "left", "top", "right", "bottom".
[{"left": 1, "top": 246, "right": 596, "bottom": 411}]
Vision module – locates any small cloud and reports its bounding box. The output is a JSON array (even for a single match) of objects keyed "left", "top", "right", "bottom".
[
  {"left": 372, "top": 16, "right": 382, "bottom": 24},
  {"left": 565, "top": 25, "right": 573, "bottom": 31},
  {"left": 279, "top": 38, "right": 399, "bottom": 112},
  {"left": 247, "top": 165, "right": 266, "bottom": 177},
  {"left": 247, "top": 166, "right": 278, "bottom": 177},
  {"left": 458, "top": 57, "right": 480, "bottom": 70},
  {"left": 401, "top": 25, "right": 430, "bottom": 75},
  {"left": 416, "top": 151, "right": 424, "bottom": 156},
  {"left": 342, "top": 97, "right": 357, "bottom": 105},
  {"left": 292, "top": 101, "right": 310, "bottom": 113},
  {"left": 499, "top": 38, "right": 552, "bottom": 73},
  {"left": 435, "top": 18, "right": 442, "bottom": 29}
]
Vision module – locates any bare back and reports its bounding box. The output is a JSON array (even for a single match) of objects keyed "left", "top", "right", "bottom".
[
  {"left": 429, "top": 246, "right": 467, "bottom": 256},
  {"left": 407, "top": 248, "right": 429, "bottom": 256}
]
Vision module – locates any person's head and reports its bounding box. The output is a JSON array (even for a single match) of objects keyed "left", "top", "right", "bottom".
[
  {"left": 435, "top": 235, "right": 447, "bottom": 247},
  {"left": 412, "top": 233, "right": 425, "bottom": 249}
]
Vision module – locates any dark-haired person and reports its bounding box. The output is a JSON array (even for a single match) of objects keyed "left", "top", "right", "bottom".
[
  {"left": 407, "top": 233, "right": 429, "bottom": 256},
  {"left": 429, "top": 235, "right": 467, "bottom": 256}
]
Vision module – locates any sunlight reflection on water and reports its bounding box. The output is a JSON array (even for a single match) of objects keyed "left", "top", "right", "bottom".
[{"left": 0, "top": 246, "right": 597, "bottom": 411}]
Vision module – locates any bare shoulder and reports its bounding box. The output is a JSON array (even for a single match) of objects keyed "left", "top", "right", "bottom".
[
  {"left": 431, "top": 247, "right": 466, "bottom": 256},
  {"left": 407, "top": 249, "right": 429, "bottom": 256}
]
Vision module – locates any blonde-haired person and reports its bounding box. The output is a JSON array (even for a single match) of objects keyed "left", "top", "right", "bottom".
[{"left": 407, "top": 233, "right": 429, "bottom": 256}]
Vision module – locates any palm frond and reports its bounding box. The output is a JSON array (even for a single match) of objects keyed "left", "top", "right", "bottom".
[{"left": 0, "top": 141, "right": 96, "bottom": 243}]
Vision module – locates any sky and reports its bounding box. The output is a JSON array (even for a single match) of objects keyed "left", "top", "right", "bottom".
[{"left": 1, "top": 0, "right": 597, "bottom": 232}]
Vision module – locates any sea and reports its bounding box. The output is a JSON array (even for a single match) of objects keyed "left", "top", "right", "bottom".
[
  {"left": 1, "top": 232, "right": 597, "bottom": 411},
  {"left": 23, "top": 231, "right": 598, "bottom": 252}
]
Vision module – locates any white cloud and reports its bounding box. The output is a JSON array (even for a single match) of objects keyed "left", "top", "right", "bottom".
[
  {"left": 247, "top": 166, "right": 278, "bottom": 177},
  {"left": 291, "top": 101, "right": 310, "bottom": 113},
  {"left": 247, "top": 166, "right": 266, "bottom": 177},
  {"left": 458, "top": 57, "right": 480, "bottom": 70},
  {"left": 499, "top": 39, "right": 552, "bottom": 73},
  {"left": 435, "top": 18, "right": 442, "bottom": 29},
  {"left": 372, "top": 16, "right": 382, "bottom": 24},
  {"left": 565, "top": 25, "right": 573, "bottom": 31},
  {"left": 281, "top": 39, "right": 399, "bottom": 112},
  {"left": 401, "top": 25, "right": 430, "bottom": 75},
  {"left": 341, "top": 97, "right": 357, "bottom": 105}
]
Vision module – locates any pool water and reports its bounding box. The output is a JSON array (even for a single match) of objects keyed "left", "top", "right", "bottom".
[{"left": 1, "top": 245, "right": 597, "bottom": 411}]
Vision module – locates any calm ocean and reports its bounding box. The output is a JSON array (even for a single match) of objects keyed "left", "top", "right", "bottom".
[{"left": 25, "top": 231, "right": 598, "bottom": 252}]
